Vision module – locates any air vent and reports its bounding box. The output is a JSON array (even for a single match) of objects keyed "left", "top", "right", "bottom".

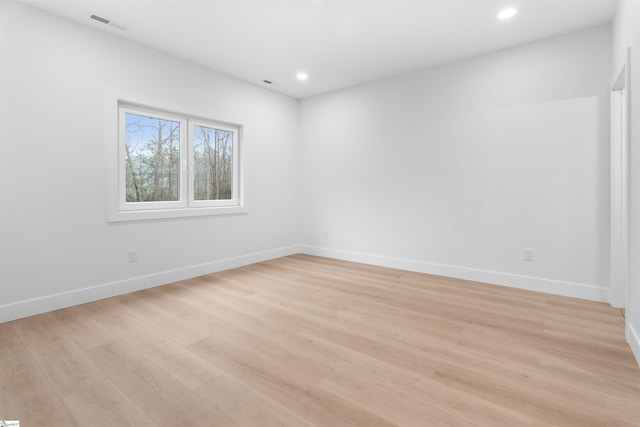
[
  {"left": 90, "top": 13, "right": 129, "bottom": 31},
  {"left": 90, "top": 14, "right": 110, "bottom": 24}
]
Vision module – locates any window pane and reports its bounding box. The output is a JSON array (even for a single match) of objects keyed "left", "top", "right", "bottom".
[
  {"left": 124, "top": 112, "right": 180, "bottom": 202},
  {"left": 193, "top": 124, "right": 233, "bottom": 200}
]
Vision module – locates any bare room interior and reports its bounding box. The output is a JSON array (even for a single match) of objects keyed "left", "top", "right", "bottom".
[{"left": 1, "top": 0, "right": 639, "bottom": 425}]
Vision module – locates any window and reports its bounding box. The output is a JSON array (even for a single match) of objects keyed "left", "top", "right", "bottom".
[
  {"left": 190, "top": 120, "right": 239, "bottom": 204},
  {"left": 108, "top": 94, "right": 245, "bottom": 221}
]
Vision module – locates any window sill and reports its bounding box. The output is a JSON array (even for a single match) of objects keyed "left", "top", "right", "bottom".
[{"left": 108, "top": 205, "right": 248, "bottom": 222}]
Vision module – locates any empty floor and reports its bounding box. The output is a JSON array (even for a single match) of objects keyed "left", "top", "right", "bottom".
[{"left": 1, "top": 254, "right": 639, "bottom": 426}]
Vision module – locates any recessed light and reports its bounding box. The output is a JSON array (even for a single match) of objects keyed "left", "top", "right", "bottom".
[
  {"left": 296, "top": 72, "right": 309, "bottom": 81},
  {"left": 497, "top": 8, "right": 517, "bottom": 20}
]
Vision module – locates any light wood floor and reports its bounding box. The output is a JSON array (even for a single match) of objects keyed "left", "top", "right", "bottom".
[{"left": 1, "top": 254, "right": 639, "bottom": 426}]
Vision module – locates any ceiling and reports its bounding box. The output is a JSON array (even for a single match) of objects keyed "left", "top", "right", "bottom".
[{"left": 18, "top": 0, "right": 619, "bottom": 99}]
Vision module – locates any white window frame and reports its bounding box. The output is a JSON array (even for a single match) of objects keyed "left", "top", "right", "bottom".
[{"left": 107, "top": 90, "right": 247, "bottom": 222}]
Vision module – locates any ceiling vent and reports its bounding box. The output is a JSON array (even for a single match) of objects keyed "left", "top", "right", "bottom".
[
  {"left": 90, "top": 14, "right": 109, "bottom": 24},
  {"left": 90, "top": 13, "right": 129, "bottom": 31}
]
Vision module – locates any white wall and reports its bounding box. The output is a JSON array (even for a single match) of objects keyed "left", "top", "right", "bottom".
[
  {"left": 299, "top": 26, "right": 612, "bottom": 301},
  {"left": 612, "top": 0, "right": 640, "bottom": 365},
  {"left": 0, "top": 0, "right": 300, "bottom": 321}
]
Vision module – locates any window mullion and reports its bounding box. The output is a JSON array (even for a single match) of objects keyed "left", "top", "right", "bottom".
[
  {"left": 187, "top": 119, "right": 194, "bottom": 207},
  {"left": 179, "top": 116, "right": 189, "bottom": 208}
]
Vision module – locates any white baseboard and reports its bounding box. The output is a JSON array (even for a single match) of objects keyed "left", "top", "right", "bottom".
[
  {"left": 628, "top": 323, "right": 640, "bottom": 368},
  {"left": 1, "top": 244, "right": 611, "bottom": 324},
  {"left": 300, "top": 245, "right": 609, "bottom": 303},
  {"left": 0, "top": 245, "right": 300, "bottom": 323}
]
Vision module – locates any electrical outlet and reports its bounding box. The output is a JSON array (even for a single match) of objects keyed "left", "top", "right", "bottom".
[
  {"left": 128, "top": 249, "right": 138, "bottom": 263},
  {"left": 323, "top": 229, "right": 330, "bottom": 239},
  {"left": 523, "top": 248, "right": 534, "bottom": 262}
]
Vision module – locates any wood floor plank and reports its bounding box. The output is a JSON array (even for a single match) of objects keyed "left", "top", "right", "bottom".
[
  {"left": 11, "top": 313, "right": 105, "bottom": 398},
  {"left": 105, "top": 310, "right": 227, "bottom": 391},
  {"left": 115, "top": 291, "right": 212, "bottom": 346},
  {"left": 333, "top": 299, "right": 639, "bottom": 392},
  {"left": 49, "top": 304, "right": 117, "bottom": 350},
  {"left": 2, "top": 254, "right": 639, "bottom": 426},
  {"left": 195, "top": 373, "right": 317, "bottom": 427},
  {"left": 432, "top": 361, "right": 640, "bottom": 426},
  {"left": 319, "top": 370, "right": 476, "bottom": 427},
  {"left": 0, "top": 323, "right": 78, "bottom": 426},
  {"left": 305, "top": 332, "right": 536, "bottom": 427},
  {"left": 63, "top": 379, "right": 157, "bottom": 427},
  {"left": 187, "top": 331, "right": 397, "bottom": 427},
  {"left": 87, "top": 340, "right": 236, "bottom": 426}
]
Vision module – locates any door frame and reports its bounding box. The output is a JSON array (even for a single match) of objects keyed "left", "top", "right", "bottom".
[{"left": 610, "top": 47, "right": 631, "bottom": 309}]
